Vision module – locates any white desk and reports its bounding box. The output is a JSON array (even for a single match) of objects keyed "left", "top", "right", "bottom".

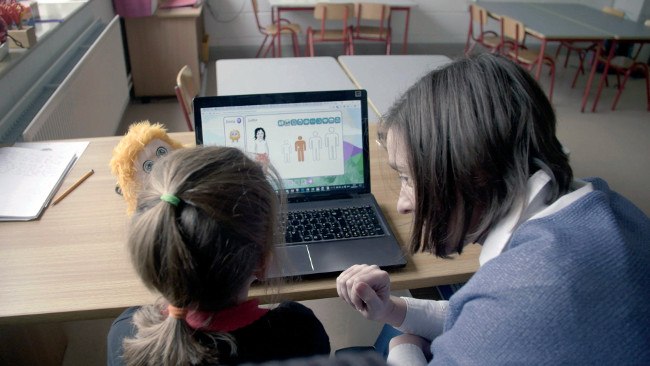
[
  {"left": 216, "top": 57, "right": 356, "bottom": 96},
  {"left": 480, "top": 2, "right": 650, "bottom": 112},
  {"left": 338, "top": 55, "right": 451, "bottom": 122}
]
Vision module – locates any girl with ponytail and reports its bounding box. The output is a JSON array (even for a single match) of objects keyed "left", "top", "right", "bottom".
[{"left": 107, "top": 146, "right": 330, "bottom": 365}]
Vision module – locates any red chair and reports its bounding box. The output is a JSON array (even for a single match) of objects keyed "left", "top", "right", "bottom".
[
  {"left": 175, "top": 65, "right": 197, "bottom": 131},
  {"left": 465, "top": 4, "right": 501, "bottom": 55},
  {"left": 352, "top": 3, "right": 391, "bottom": 55},
  {"left": 251, "top": 0, "right": 301, "bottom": 57},
  {"left": 306, "top": 3, "right": 355, "bottom": 57},
  {"left": 591, "top": 41, "right": 650, "bottom": 111},
  {"left": 500, "top": 16, "right": 555, "bottom": 101},
  {"left": 556, "top": 6, "right": 625, "bottom": 88}
]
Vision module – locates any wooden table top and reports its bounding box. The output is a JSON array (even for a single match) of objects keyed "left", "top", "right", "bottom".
[{"left": 0, "top": 121, "right": 479, "bottom": 325}]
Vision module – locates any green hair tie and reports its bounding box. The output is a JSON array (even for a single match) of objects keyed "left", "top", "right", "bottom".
[{"left": 160, "top": 193, "right": 180, "bottom": 207}]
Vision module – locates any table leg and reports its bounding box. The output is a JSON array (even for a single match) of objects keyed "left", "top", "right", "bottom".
[
  {"left": 535, "top": 39, "right": 547, "bottom": 80},
  {"left": 276, "top": 7, "right": 283, "bottom": 57},
  {"left": 390, "top": 7, "right": 411, "bottom": 54},
  {"left": 581, "top": 41, "right": 604, "bottom": 113},
  {"left": 591, "top": 40, "right": 617, "bottom": 113}
]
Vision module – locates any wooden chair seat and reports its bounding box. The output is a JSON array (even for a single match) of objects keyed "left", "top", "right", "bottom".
[
  {"left": 508, "top": 48, "right": 547, "bottom": 64},
  {"left": 354, "top": 25, "right": 391, "bottom": 38},
  {"left": 482, "top": 34, "right": 501, "bottom": 48},
  {"left": 315, "top": 29, "right": 353, "bottom": 40},
  {"left": 265, "top": 23, "right": 302, "bottom": 36}
]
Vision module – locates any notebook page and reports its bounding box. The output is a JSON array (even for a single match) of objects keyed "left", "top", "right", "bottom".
[{"left": 0, "top": 147, "right": 77, "bottom": 220}]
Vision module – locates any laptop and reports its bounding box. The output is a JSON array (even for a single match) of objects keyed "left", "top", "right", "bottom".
[{"left": 193, "top": 90, "right": 406, "bottom": 278}]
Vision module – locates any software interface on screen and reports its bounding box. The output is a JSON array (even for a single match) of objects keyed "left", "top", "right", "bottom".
[{"left": 199, "top": 99, "right": 366, "bottom": 194}]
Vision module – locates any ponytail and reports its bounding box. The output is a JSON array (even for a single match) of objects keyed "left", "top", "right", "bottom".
[{"left": 122, "top": 301, "right": 236, "bottom": 366}]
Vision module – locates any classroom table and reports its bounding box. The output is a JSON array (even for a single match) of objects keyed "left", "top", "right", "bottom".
[
  {"left": 268, "top": 0, "right": 417, "bottom": 55},
  {"left": 217, "top": 57, "right": 357, "bottom": 95},
  {"left": 479, "top": 2, "right": 610, "bottom": 81},
  {"left": 338, "top": 55, "right": 451, "bottom": 121},
  {"left": 478, "top": 2, "right": 650, "bottom": 112},
  {"left": 0, "top": 57, "right": 481, "bottom": 324},
  {"left": 0, "top": 127, "right": 480, "bottom": 324}
]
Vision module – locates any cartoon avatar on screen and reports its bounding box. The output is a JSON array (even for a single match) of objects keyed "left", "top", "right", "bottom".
[
  {"left": 309, "top": 131, "right": 322, "bottom": 161},
  {"left": 295, "top": 136, "right": 306, "bottom": 162},
  {"left": 229, "top": 129, "right": 241, "bottom": 143},
  {"left": 254, "top": 127, "right": 270, "bottom": 167},
  {"left": 325, "top": 127, "right": 340, "bottom": 160}
]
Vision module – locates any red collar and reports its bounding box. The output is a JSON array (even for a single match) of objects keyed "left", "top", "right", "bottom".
[{"left": 184, "top": 299, "right": 269, "bottom": 332}]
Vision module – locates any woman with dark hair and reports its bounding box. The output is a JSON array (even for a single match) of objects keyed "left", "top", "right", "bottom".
[
  {"left": 337, "top": 54, "right": 650, "bottom": 364},
  {"left": 107, "top": 146, "right": 330, "bottom": 365}
]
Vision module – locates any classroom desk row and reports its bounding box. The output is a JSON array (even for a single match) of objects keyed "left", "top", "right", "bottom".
[
  {"left": 0, "top": 55, "right": 477, "bottom": 325},
  {"left": 479, "top": 2, "right": 650, "bottom": 112}
]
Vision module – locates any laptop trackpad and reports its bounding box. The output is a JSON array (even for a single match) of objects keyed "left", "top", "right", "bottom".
[{"left": 268, "top": 245, "right": 314, "bottom": 278}]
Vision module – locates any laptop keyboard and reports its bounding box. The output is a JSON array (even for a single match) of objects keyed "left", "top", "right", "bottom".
[{"left": 284, "top": 206, "right": 385, "bottom": 244}]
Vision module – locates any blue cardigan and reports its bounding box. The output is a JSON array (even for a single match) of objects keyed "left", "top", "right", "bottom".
[{"left": 431, "top": 178, "right": 650, "bottom": 364}]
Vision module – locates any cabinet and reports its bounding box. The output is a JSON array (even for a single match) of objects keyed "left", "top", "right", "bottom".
[{"left": 124, "top": 5, "right": 203, "bottom": 97}]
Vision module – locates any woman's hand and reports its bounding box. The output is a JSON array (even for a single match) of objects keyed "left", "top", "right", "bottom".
[{"left": 336, "top": 264, "right": 406, "bottom": 326}]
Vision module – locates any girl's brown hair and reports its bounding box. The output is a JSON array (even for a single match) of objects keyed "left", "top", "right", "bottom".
[
  {"left": 122, "top": 146, "right": 284, "bottom": 365},
  {"left": 380, "top": 54, "right": 572, "bottom": 257}
]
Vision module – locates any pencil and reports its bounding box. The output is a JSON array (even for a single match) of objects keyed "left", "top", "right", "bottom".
[{"left": 52, "top": 169, "right": 94, "bottom": 205}]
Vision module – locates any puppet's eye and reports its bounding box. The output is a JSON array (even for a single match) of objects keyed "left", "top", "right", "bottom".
[
  {"left": 156, "top": 146, "right": 168, "bottom": 157},
  {"left": 143, "top": 160, "right": 154, "bottom": 173}
]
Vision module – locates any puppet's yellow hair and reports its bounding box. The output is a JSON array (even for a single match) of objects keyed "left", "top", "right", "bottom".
[{"left": 109, "top": 121, "right": 184, "bottom": 214}]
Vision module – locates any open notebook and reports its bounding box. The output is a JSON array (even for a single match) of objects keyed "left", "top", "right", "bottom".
[
  {"left": 194, "top": 90, "right": 406, "bottom": 278},
  {"left": 0, "top": 147, "right": 76, "bottom": 221}
]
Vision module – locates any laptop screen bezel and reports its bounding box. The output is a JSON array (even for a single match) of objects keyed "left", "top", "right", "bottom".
[{"left": 193, "top": 89, "right": 371, "bottom": 201}]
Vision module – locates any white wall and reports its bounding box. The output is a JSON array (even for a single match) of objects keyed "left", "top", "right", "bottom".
[{"left": 202, "top": 0, "right": 627, "bottom": 50}]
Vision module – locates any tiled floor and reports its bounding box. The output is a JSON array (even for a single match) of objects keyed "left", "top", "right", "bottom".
[{"left": 62, "top": 45, "right": 650, "bottom": 365}]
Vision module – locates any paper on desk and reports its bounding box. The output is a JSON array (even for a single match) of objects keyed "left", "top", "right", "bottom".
[
  {"left": 0, "top": 147, "right": 77, "bottom": 221},
  {"left": 14, "top": 141, "right": 89, "bottom": 166}
]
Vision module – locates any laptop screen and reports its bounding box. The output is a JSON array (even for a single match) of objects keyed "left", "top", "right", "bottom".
[{"left": 194, "top": 90, "right": 370, "bottom": 198}]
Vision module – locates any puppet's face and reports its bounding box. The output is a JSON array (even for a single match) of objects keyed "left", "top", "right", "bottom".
[{"left": 134, "top": 139, "right": 172, "bottom": 183}]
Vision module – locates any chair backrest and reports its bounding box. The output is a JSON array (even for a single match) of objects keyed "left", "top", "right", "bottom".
[
  {"left": 501, "top": 15, "right": 525, "bottom": 44},
  {"left": 175, "top": 65, "right": 197, "bottom": 131},
  {"left": 314, "top": 3, "right": 353, "bottom": 22},
  {"left": 355, "top": 3, "right": 390, "bottom": 22},
  {"left": 602, "top": 6, "right": 625, "bottom": 18},
  {"left": 470, "top": 4, "right": 489, "bottom": 26},
  {"left": 313, "top": 3, "right": 354, "bottom": 39}
]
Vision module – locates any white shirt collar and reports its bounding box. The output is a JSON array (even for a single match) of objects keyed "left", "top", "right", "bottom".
[{"left": 478, "top": 170, "right": 593, "bottom": 266}]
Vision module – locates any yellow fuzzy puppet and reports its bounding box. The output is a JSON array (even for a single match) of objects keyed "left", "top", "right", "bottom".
[{"left": 110, "top": 121, "right": 185, "bottom": 214}]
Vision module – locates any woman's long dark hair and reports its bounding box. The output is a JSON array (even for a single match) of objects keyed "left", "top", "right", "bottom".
[{"left": 380, "top": 53, "right": 572, "bottom": 257}]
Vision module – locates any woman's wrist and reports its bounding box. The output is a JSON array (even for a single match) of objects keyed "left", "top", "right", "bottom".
[{"left": 385, "top": 296, "right": 407, "bottom": 327}]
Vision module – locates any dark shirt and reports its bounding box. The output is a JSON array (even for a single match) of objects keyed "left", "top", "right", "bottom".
[{"left": 107, "top": 301, "right": 330, "bottom": 365}]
